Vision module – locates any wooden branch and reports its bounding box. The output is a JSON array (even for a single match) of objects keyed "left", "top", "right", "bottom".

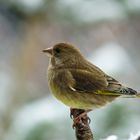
[{"left": 70, "top": 109, "right": 94, "bottom": 140}]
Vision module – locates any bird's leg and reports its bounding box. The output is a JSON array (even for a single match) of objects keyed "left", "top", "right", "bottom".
[
  {"left": 70, "top": 108, "right": 92, "bottom": 128},
  {"left": 74, "top": 109, "right": 92, "bottom": 124}
]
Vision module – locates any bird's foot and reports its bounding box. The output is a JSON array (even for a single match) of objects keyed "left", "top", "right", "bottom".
[{"left": 72, "top": 109, "right": 92, "bottom": 128}]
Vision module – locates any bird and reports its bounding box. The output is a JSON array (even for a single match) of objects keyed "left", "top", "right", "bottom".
[{"left": 43, "top": 42, "right": 140, "bottom": 122}]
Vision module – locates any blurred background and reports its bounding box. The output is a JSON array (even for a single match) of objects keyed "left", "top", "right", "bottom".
[{"left": 0, "top": 0, "right": 140, "bottom": 140}]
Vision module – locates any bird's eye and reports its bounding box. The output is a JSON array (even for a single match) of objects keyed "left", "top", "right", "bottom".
[{"left": 55, "top": 48, "right": 61, "bottom": 54}]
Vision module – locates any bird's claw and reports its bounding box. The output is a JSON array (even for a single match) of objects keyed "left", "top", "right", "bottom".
[
  {"left": 87, "top": 116, "right": 91, "bottom": 124},
  {"left": 70, "top": 113, "right": 73, "bottom": 119},
  {"left": 72, "top": 114, "right": 91, "bottom": 129},
  {"left": 70, "top": 108, "right": 74, "bottom": 119}
]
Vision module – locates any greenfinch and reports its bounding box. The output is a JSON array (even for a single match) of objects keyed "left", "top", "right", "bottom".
[{"left": 43, "top": 43, "right": 140, "bottom": 110}]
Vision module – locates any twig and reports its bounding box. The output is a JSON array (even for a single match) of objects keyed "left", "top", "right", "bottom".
[{"left": 70, "top": 109, "right": 94, "bottom": 140}]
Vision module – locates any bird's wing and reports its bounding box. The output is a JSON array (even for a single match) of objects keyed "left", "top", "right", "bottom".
[
  {"left": 69, "top": 69, "right": 108, "bottom": 93},
  {"left": 54, "top": 69, "right": 137, "bottom": 96},
  {"left": 69, "top": 69, "right": 137, "bottom": 96},
  {"left": 53, "top": 69, "right": 107, "bottom": 92},
  {"left": 96, "top": 75, "right": 137, "bottom": 96}
]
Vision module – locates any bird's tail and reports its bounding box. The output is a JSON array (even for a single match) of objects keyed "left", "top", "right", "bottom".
[
  {"left": 123, "top": 87, "right": 140, "bottom": 98},
  {"left": 97, "top": 86, "right": 140, "bottom": 98}
]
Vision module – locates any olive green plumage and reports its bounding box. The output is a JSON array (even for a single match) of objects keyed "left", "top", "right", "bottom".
[{"left": 43, "top": 43, "right": 140, "bottom": 109}]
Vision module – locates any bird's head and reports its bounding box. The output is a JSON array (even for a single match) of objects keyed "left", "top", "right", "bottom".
[{"left": 43, "top": 43, "right": 84, "bottom": 67}]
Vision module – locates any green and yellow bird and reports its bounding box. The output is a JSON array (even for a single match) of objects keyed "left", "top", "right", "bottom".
[{"left": 43, "top": 43, "right": 140, "bottom": 118}]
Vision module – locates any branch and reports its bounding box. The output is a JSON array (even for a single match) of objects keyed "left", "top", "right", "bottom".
[{"left": 70, "top": 109, "right": 94, "bottom": 140}]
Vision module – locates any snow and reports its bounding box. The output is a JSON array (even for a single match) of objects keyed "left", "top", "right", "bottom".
[
  {"left": 101, "top": 131, "right": 140, "bottom": 140},
  {"left": 101, "top": 135, "right": 118, "bottom": 140}
]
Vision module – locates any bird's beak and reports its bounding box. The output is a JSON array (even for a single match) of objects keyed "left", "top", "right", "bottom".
[{"left": 42, "top": 47, "right": 53, "bottom": 57}]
